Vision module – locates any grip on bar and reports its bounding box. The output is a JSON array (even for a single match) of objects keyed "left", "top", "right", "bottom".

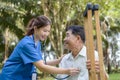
[
  {"left": 83, "top": 3, "right": 93, "bottom": 17},
  {"left": 83, "top": 3, "right": 99, "bottom": 17},
  {"left": 93, "top": 4, "right": 99, "bottom": 11}
]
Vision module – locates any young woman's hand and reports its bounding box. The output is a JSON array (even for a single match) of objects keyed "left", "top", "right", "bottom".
[{"left": 67, "top": 68, "right": 80, "bottom": 76}]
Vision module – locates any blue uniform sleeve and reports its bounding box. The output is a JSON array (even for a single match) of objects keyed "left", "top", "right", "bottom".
[{"left": 20, "top": 42, "right": 43, "bottom": 64}]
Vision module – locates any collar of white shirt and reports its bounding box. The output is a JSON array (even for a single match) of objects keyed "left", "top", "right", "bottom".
[{"left": 67, "top": 45, "right": 87, "bottom": 60}]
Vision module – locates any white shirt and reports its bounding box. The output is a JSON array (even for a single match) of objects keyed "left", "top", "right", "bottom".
[{"left": 56, "top": 46, "right": 99, "bottom": 80}]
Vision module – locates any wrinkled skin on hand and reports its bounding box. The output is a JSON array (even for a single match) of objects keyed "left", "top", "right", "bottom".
[{"left": 86, "top": 60, "right": 100, "bottom": 74}]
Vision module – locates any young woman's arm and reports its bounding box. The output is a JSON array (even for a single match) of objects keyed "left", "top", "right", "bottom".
[
  {"left": 33, "top": 60, "right": 79, "bottom": 75},
  {"left": 45, "top": 59, "right": 61, "bottom": 66},
  {"left": 45, "top": 55, "right": 65, "bottom": 66}
]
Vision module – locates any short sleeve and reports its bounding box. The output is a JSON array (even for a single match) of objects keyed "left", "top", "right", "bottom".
[{"left": 20, "top": 42, "right": 42, "bottom": 64}]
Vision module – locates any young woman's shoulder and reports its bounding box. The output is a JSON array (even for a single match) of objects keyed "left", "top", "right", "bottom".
[{"left": 17, "top": 36, "right": 34, "bottom": 47}]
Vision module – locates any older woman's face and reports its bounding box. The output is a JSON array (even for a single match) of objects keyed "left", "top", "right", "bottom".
[
  {"left": 36, "top": 25, "right": 51, "bottom": 41},
  {"left": 64, "top": 30, "right": 78, "bottom": 50}
]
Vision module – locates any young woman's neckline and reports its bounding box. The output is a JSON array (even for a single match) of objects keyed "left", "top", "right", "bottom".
[{"left": 30, "top": 34, "right": 39, "bottom": 45}]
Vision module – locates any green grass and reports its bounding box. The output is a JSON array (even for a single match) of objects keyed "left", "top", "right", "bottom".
[{"left": 109, "top": 73, "right": 120, "bottom": 80}]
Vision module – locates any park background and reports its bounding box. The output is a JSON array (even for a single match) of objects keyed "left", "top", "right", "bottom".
[{"left": 0, "top": 0, "right": 120, "bottom": 80}]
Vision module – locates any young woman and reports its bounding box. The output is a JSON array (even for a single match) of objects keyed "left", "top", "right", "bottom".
[{"left": 0, "top": 15, "right": 79, "bottom": 80}]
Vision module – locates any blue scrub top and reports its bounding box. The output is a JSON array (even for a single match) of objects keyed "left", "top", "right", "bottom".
[{"left": 0, "top": 35, "right": 43, "bottom": 80}]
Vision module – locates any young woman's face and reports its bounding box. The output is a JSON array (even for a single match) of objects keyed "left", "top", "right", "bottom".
[{"left": 36, "top": 25, "right": 51, "bottom": 41}]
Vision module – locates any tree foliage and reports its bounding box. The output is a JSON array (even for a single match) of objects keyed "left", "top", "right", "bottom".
[{"left": 0, "top": 0, "right": 120, "bottom": 63}]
